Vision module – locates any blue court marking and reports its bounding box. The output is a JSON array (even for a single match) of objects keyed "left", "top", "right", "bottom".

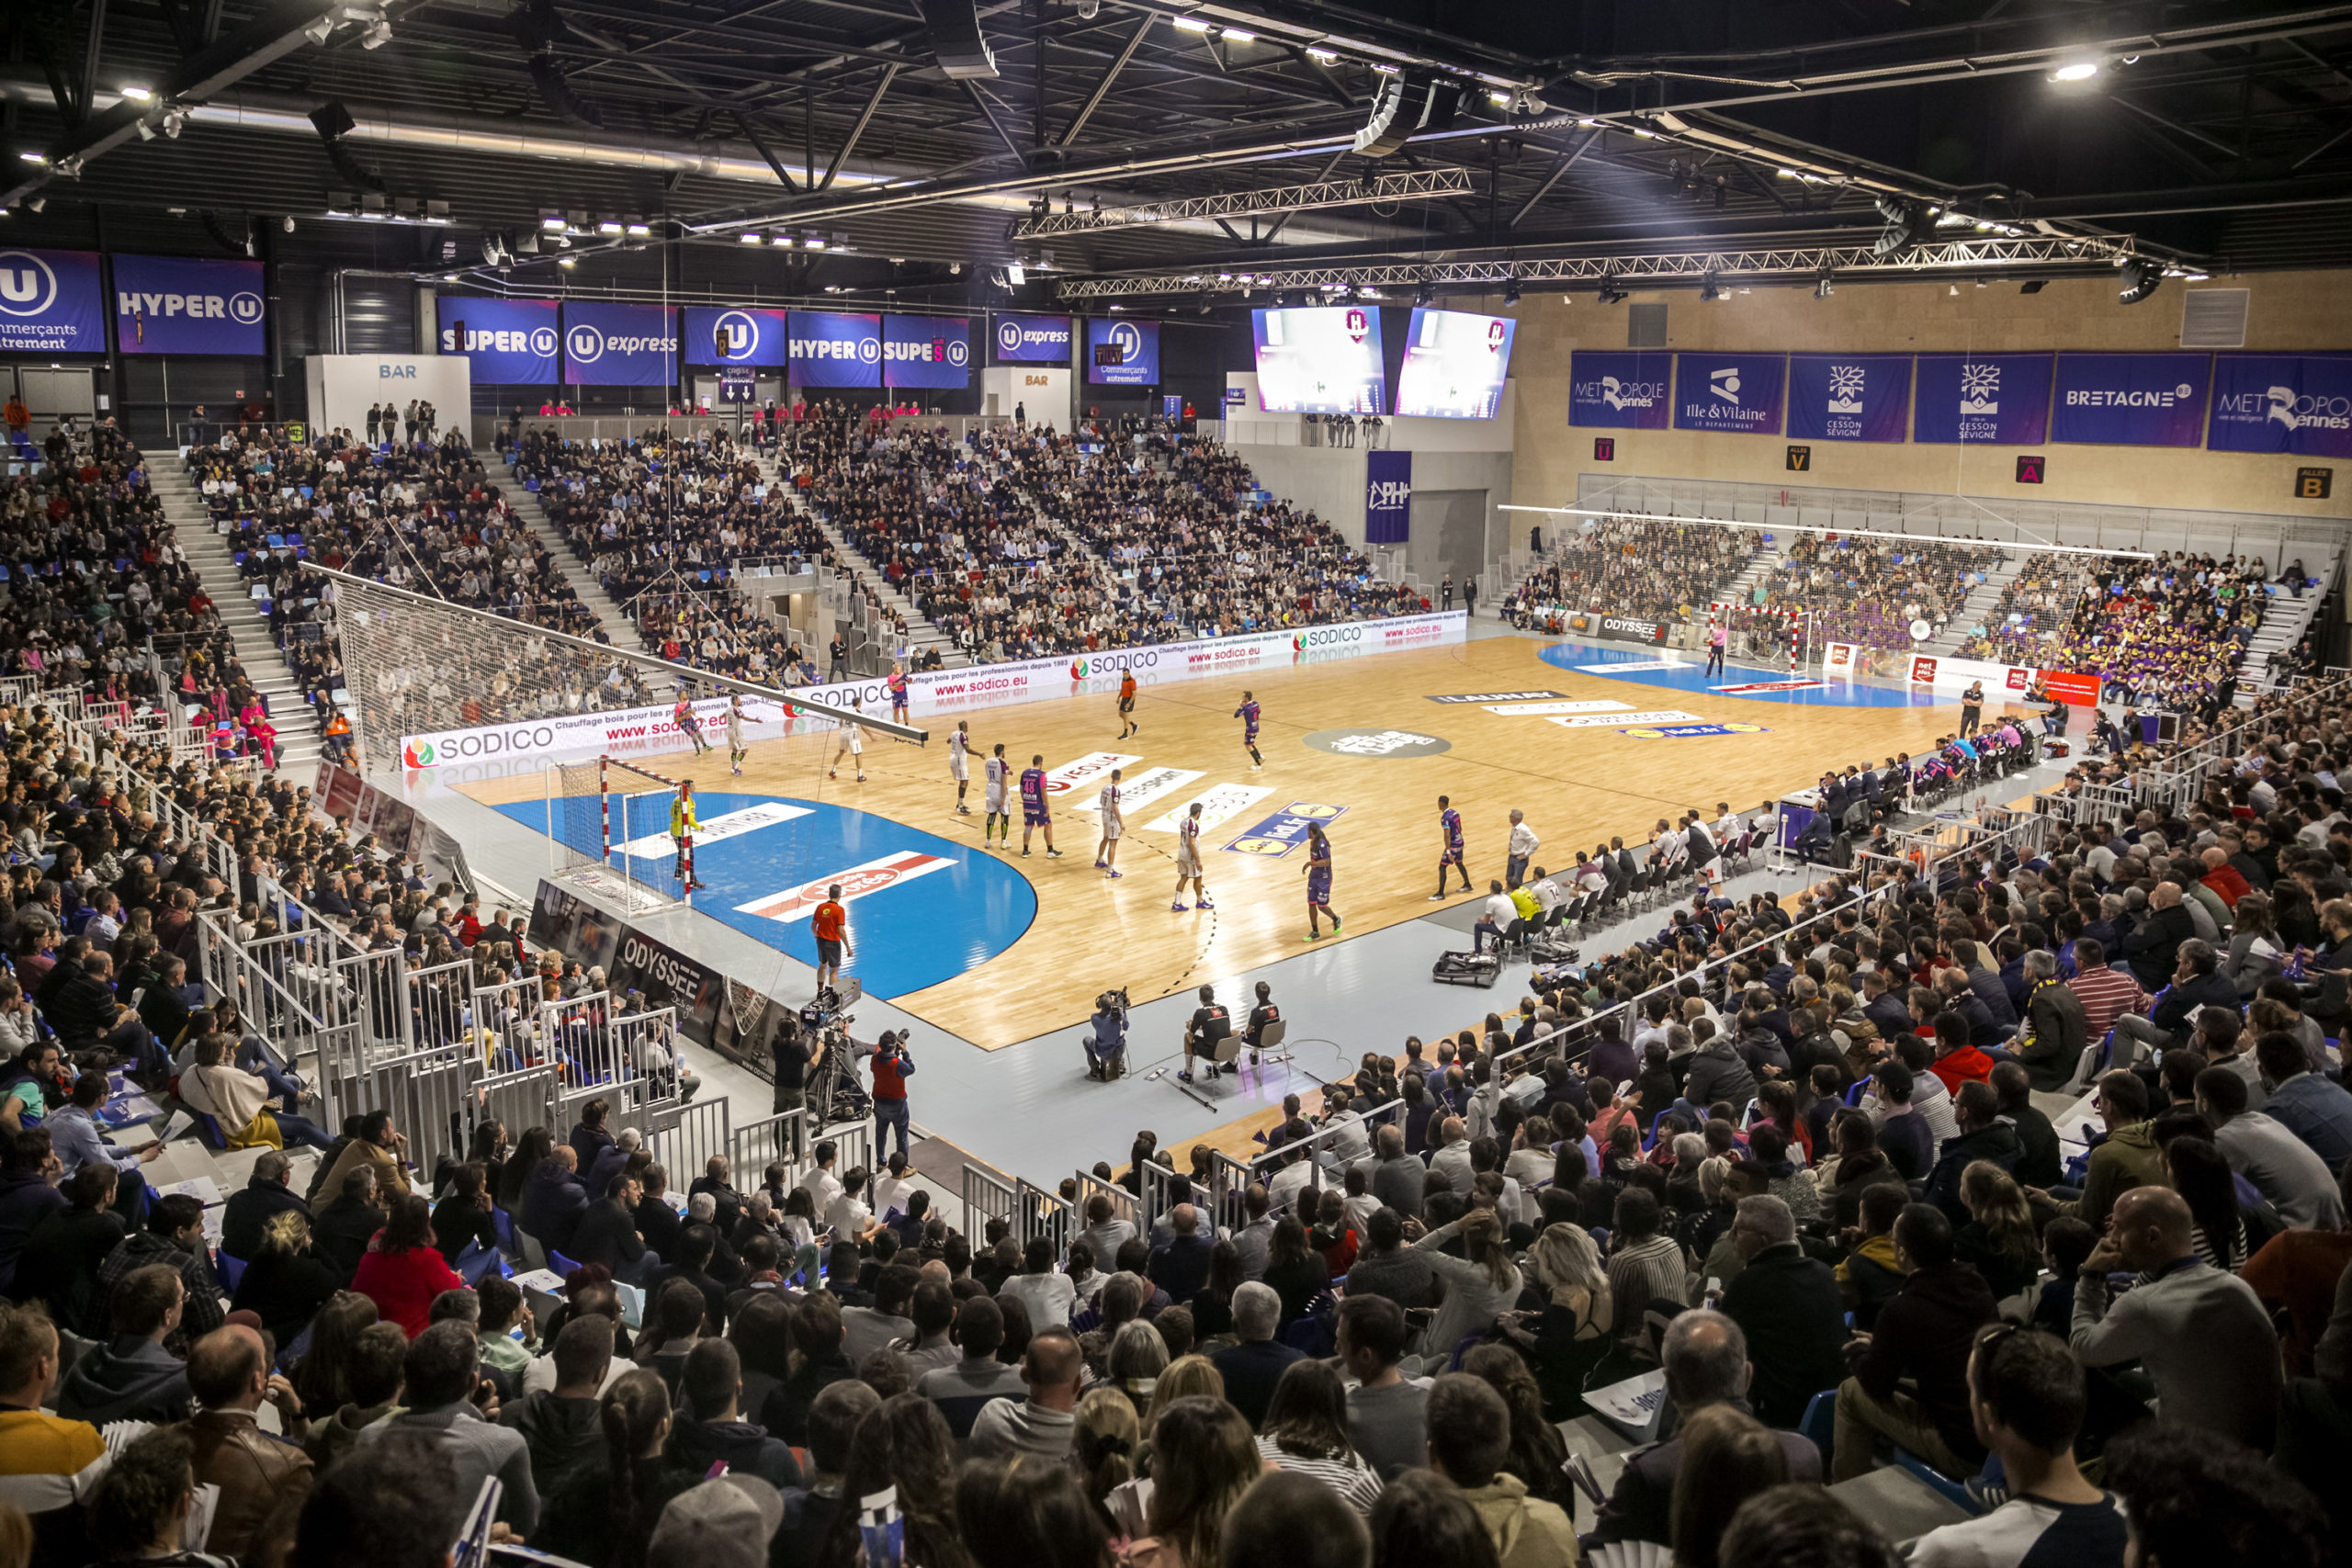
[
  {"left": 1539, "top": 641, "right": 1944, "bottom": 707},
  {"left": 494, "top": 791, "right": 1036, "bottom": 998}
]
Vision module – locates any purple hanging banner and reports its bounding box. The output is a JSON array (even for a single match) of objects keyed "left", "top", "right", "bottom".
[
  {"left": 1567, "top": 351, "right": 1673, "bottom": 430},
  {"left": 1786, "top": 354, "right": 1912, "bottom": 443},
  {"left": 1913, "top": 354, "right": 2052, "bottom": 445},
  {"left": 2207, "top": 355, "right": 2352, "bottom": 459},
  {"left": 113, "top": 254, "right": 266, "bottom": 355},
  {"left": 2051, "top": 353, "right": 2211, "bottom": 446},
  {"left": 1673, "top": 353, "right": 1785, "bottom": 435},
  {"left": 1365, "top": 450, "right": 1411, "bottom": 544}
]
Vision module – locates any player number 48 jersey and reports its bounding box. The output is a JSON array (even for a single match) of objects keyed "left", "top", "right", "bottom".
[{"left": 1020, "top": 766, "right": 1046, "bottom": 805}]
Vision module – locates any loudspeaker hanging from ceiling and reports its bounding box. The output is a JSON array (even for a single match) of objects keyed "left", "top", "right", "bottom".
[
  {"left": 1352, "top": 73, "right": 1463, "bottom": 159},
  {"left": 919, "top": 0, "right": 999, "bottom": 79}
]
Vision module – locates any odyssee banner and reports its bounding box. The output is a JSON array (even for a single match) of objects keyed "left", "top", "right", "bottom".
[
  {"left": 1786, "top": 353, "right": 1912, "bottom": 443},
  {"left": 1674, "top": 353, "right": 1786, "bottom": 435},
  {"left": 437, "top": 295, "right": 558, "bottom": 382},
  {"left": 0, "top": 248, "right": 106, "bottom": 355},
  {"left": 401, "top": 611, "right": 1467, "bottom": 770},
  {"left": 790, "top": 310, "right": 881, "bottom": 388},
  {"left": 561, "top": 300, "right": 676, "bottom": 385},
  {"left": 1913, "top": 354, "right": 2052, "bottom": 445},
  {"left": 684, "top": 305, "right": 790, "bottom": 367},
  {"left": 992, "top": 313, "right": 1071, "bottom": 364},
  {"left": 114, "top": 254, "right": 266, "bottom": 355},
  {"left": 883, "top": 314, "right": 970, "bottom": 389},
  {"left": 2051, "top": 353, "right": 2211, "bottom": 447},
  {"left": 2207, "top": 354, "right": 2352, "bottom": 460},
  {"left": 1087, "top": 318, "right": 1159, "bottom": 385},
  {"left": 1566, "top": 351, "right": 1673, "bottom": 430}
]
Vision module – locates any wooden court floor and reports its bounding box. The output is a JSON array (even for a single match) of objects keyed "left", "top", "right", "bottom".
[{"left": 461, "top": 637, "right": 1962, "bottom": 1049}]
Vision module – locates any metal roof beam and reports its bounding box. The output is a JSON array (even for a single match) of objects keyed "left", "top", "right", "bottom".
[{"left": 1011, "top": 166, "right": 1473, "bottom": 235}]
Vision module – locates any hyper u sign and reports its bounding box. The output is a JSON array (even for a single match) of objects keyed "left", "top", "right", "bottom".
[
  {"left": 0, "top": 248, "right": 106, "bottom": 355},
  {"left": 115, "top": 254, "right": 266, "bottom": 355},
  {"left": 790, "top": 310, "right": 881, "bottom": 388}
]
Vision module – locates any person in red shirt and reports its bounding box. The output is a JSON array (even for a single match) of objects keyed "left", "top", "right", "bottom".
[
  {"left": 2199, "top": 846, "right": 2253, "bottom": 911},
  {"left": 868, "top": 1030, "right": 913, "bottom": 1162},
  {"left": 811, "top": 886, "right": 850, "bottom": 992},
  {"left": 1927, "top": 1007, "right": 1996, "bottom": 1096},
  {"left": 349, "top": 1193, "right": 464, "bottom": 1337}
]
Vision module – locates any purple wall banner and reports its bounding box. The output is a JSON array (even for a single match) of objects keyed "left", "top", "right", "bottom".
[
  {"left": 0, "top": 248, "right": 105, "bottom": 355},
  {"left": 883, "top": 314, "right": 970, "bottom": 389},
  {"left": 561, "top": 300, "right": 676, "bottom": 385},
  {"left": 2051, "top": 352, "right": 2211, "bottom": 447},
  {"left": 436, "top": 295, "right": 558, "bottom": 382},
  {"left": 1913, "top": 354, "right": 2052, "bottom": 445},
  {"left": 1566, "top": 351, "right": 1673, "bottom": 430},
  {"left": 1786, "top": 353, "right": 1912, "bottom": 443},
  {"left": 1365, "top": 449, "right": 1411, "bottom": 544},
  {"left": 1673, "top": 353, "right": 1786, "bottom": 435},
  {"left": 789, "top": 310, "right": 881, "bottom": 388},
  {"left": 683, "top": 306, "right": 789, "bottom": 367},
  {"left": 992, "top": 313, "right": 1072, "bottom": 364},
  {"left": 1086, "top": 318, "right": 1159, "bottom": 386},
  {"left": 2208, "top": 355, "right": 2352, "bottom": 459},
  {"left": 113, "top": 254, "right": 266, "bottom": 355}
]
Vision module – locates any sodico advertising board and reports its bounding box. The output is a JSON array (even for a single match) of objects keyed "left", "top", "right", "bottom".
[{"left": 400, "top": 611, "right": 1465, "bottom": 770}]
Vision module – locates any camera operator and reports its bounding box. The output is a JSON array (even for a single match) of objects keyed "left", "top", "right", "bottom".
[
  {"left": 870, "top": 1029, "right": 915, "bottom": 1162},
  {"left": 1084, "top": 990, "right": 1128, "bottom": 1081},
  {"left": 771, "top": 1010, "right": 812, "bottom": 1153}
]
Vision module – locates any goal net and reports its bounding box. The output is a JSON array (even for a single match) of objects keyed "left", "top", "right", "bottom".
[{"left": 539, "top": 757, "right": 696, "bottom": 915}]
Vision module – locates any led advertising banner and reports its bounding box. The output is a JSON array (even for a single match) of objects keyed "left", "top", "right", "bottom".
[
  {"left": 1086, "top": 317, "right": 1159, "bottom": 385},
  {"left": 789, "top": 310, "right": 881, "bottom": 388},
  {"left": 1786, "top": 353, "right": 1913, "bottom": 442},
  {"left": 683, "top": 305, "right": 790, "bottom": 367},
  {"left": 1250, "top": 306, "right": 1386, "bottom": 413},
  {"left": 1394, "top": 308, "right": 1514, "bottom": 419},
  {"left": 2051, "top": 353, "right": 2211, "bottom": 446},
  {"left": 1566, "top": 351, "right": 1673, "bottom": 430},
  {"left": 1673, "top": 353, "right": 1786, "bottom": 435},
  {"left": 561, "top": 300, "right": 676, "bottom": 385},
  {"left": 436, "top": 295, "right": 558, "bottom": 382},
  {"left": 2207, "top": 354, "right": 2352, "bottom": 460},
  {"left": 992, "top": 313, "right": 1072, "bottom": 363},
  {"left": 1365, "top": 449, "right": 1412, "bottom": 544},
  {"left": 0, "top": 248, "right": 106, "bottom": 355},
  {"left": 114, "top": 254, "right": 266, "bottom": 355},
  {"left": 883, "top": 314, "right": 971, "bottom": 389},
  {"left": 1912, "top": 354, "right": 2053, "bottom": 445}
]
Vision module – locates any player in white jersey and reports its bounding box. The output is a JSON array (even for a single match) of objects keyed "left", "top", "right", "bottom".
[
  {"left": 1094, "top": 768, "right": 1125, "bottom": 878},
  {"left": 1170, "top": 800, "right": 1213, "bottom": 912},
  {"left": 726, "top": 694, "right": 748, "bottom": 775},
  {"left": 948, "top": 721, "right": 974, "bottom": 815},
  {"left": 982, "top": 742, "right": 1012, "bottom": 851},
  {"left": 828, "top": 695, "right": 866, "bottom": 782}
]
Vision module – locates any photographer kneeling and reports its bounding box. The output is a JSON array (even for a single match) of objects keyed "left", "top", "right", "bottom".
[{"left": 1084, "top": 990, "right": 1128, "bottom": 1081}]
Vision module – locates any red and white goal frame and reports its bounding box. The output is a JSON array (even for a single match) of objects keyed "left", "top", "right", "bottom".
[
  {"left": 1709, "top": 602, "right": 1804, "bottom": 675},
  {"left": 602, "top": 755, "right": 695, "bottom": 890}
]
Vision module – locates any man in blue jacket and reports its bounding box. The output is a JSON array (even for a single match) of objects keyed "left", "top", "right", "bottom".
[{"left": 2113, "top": 939, "right": 2240, "bottom": 1067}]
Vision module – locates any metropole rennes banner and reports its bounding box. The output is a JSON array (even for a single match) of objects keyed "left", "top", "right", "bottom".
[
  {"left": 1673, "top": 353, "right": 1786, "bottom": 435},
  {"left": 1786, "top": 353, "right": 1913, "bottom": 442},
  {"left": 883, "top": 314, "right": 970, "bottom": 389},
  {"left": 1912, "top": 354, "right": 2053, "bottom": 445},
  {"left": 437, "top": 295, "right": 558, "bottom": 382},
  {"left": 1566, "top": 351, "right": 1673, "bottom": 430},
  {"left": 2051, "top": 352, "right": 2211, "bottom": 446},
  {"left": 561, "top": 300, "right": 676, "bottom": 385},
  {"left": 684, "top": 305, "right": 790, "bottom": 367},
  {"left": 788, "top": 310, "right": 881, "bottom": 388},
  {"left": 0, "top": 247, "right": 106, "bottom": 355},
  {"left": 114, "top": 254, "right": 266, "bottom": 355},
  {"left": 2207, "top": 354, "right": 2352, "bottom": 459}
]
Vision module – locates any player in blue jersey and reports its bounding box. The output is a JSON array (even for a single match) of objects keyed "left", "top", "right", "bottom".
[
  {"left": 1234, "top": 691, "right": 1264, "bottom": 771},
  {"left": 1020, "top": 752, "right": 1064, "bottom": 858},
  {"left": 1302, "top": 820, "right": 1340, "bottom": 940},
  {"left": 1431, "top": 794, "right": 1473, "bottom": 900}
]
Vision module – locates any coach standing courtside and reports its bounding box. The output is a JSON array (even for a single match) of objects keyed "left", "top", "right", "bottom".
[{"left": 1507, "top": 811, "right": 1541, "bottom": 890}]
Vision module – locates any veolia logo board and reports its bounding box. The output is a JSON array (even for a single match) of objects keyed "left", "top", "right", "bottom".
[{"left": 0, "top": 247, "right": 106, "bottom": 354}]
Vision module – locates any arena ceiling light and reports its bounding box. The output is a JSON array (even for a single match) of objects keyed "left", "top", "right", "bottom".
[{"left": 2050, "top": 59, "right": 2101, "bottom": 83}]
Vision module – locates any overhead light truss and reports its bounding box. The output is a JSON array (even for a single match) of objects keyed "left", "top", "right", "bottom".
[
  {"left": 1011, "top": 168, "right": 1476, "bottom": 238},
  {"left": 1054, "top": 233, "right": 2147, "bottom": 299}
]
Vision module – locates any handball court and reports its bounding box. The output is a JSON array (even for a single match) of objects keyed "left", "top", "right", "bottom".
[{"left": 456, "top": 632, "right": 1967, "bottom": 1053}]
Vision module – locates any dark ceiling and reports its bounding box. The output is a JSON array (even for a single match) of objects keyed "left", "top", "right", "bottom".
[{"left": 4, "top": 0, "right": 2352, "bottom": 312}]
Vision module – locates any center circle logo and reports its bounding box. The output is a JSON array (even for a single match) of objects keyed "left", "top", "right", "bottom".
[
  {"left": 567, "top": 326, "right": 605, "bottom": 363},
  {"left": 1302, "top": 727, "right": 1452, "bottom": 759},
  {"left": 997, "top": 319, "right": 1023, "bottom": 355},
  {"left": 529, "top": 325, "right": 558, "bottom": 356},
  {"left": 1108, "top": 321, "right": 1142, "bottom": 362},
  {"left": 717, "top": 310, "right": 759, "bottom": 359},
  {"left": 0, "top": 251, "right": 61, "bottom": 319},
  {"left": 947, "top": 339, "right": 968, "bottom": 367},
  {"left": 2177, "top": 383, "right": 2194, "bottom": 399},
  {"left": 858, "top": 335, "right": 880, "bottom": 364},
  {"left": 228, "top": 291, "right": 265, "bottom": 325}
]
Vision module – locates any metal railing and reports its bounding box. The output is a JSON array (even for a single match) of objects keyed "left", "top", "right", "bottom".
[
  {"left": 649, "top": 1098, "right": 732, "bottom": 1184},
  {"left": 962, "top": 1165, "right": 1020, "bottom": 1244},
  {"left": 729, "top": 1110, "right": 808, "bottom": 1180}
]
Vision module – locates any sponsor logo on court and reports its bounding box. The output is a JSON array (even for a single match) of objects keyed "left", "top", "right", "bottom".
[
  {"left": 734, "top": 849, "right": 954, "bottom": 922},
  {"left": 1707, "top": 680, "right": 1825, "bottom": 694},
  {"left": 1483, "top": 699, "right": 1634, "bottom": 716},
  {"left": 1621, "top": 722, "right": 1770, "bottom": 739},
  {"left": 1550, "top": 709, "right": 1704, "bottom": 728},
  {"left": 610, "top": 801, "right": 811, "bottom": 860},
  {"left": 1070, "top": 765, "right": 1201, "bottom": 814},
  {"left": 1041, "top": 750, "right": 1143, "bottom": 795},
  {"left": 1302, "top": 728, "right": 1453, "bottom": 758},
  {"left": 1425, "top": 690, "right": 1567, "bottom": 704},
  {"left": 1143, "top": 784, "right": 1272, "bottom": 835},
  {"left": 1225, "top": 802, "right": 1348, "bottom": 858},
  {"left": 1572, "top": 658, "right": 1688, "bottom": 674}
]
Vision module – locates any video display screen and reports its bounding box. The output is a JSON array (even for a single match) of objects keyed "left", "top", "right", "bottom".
[
  {"left": 1250, "top": 306, "right": 1388, "bottom": 413},
  {"left": 1393, "top": 307, "right": 1516, "bottom": 419}
]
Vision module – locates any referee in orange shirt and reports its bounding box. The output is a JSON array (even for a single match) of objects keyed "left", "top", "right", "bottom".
[{"left": 812, "top": 885, "right": 852, "bottom": 992}]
